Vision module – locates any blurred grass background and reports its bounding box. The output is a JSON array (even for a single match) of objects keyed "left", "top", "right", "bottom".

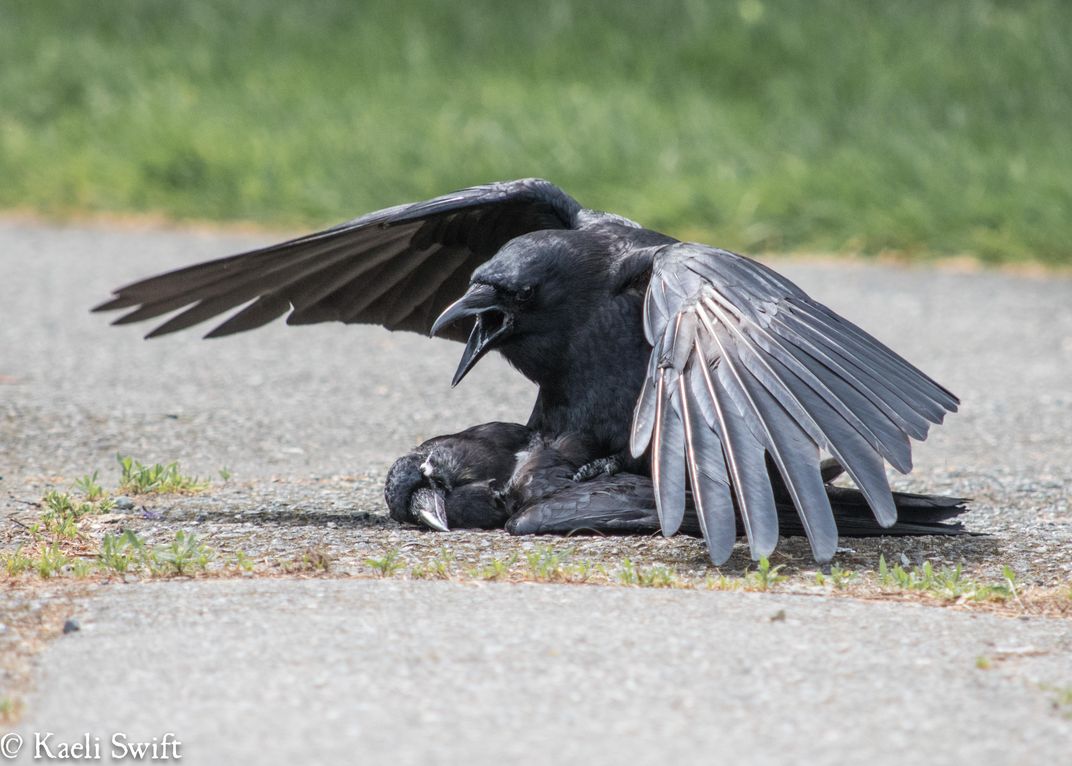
[{"left": 0, "top": 0, "right": 1068, "bottom": 264}]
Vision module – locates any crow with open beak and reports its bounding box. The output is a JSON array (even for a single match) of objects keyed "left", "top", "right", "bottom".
[{"left": 95, "top": 179, "right": 960, "bottom": 564}]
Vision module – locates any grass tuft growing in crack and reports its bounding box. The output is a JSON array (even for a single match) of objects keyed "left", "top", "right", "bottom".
[
  {"left": 815, "top": 565, "right": 857, "bottom": 590},
  {"left": 36, "top": 490, "right": 112, "bottom": 540},
  {"left": 150, "top": 530, "right": 213, "bottom": 575},
  {"left": 469, "top": 555, "right": 518, "bottom": 581},
  {"left": 1, "top": 546, "right": 34, "bottom": 577},
  {"left": 366, "top": 548, "right": 404, "bottom": 577},
  {"left": 411, "top": 548, "right": 457, "bottom": 580},
  {"left": 874, "top": 555, "right": 1019, "bottom": 603},
  {"left": 34, "top": 543, "right": 72, "bottom": 578},
  {"left": 746, "top": 557, "right": 787, "bottom": 592},
  {"left": 618, "top": 558, "right": 679, "bottom": 588},
  {"left": 73, "top": 470, "right": 106, "bottom": 501},
  {"left": 98, "top": 531, "right": 142, "bottom": 574},
  {"left": 0, "top": 697, "right": 22, "bottom": 724},
  {"left": 117, "top": 454, "right": 208, "bottom": 495}
]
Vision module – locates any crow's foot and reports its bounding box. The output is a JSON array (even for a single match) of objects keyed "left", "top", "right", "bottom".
[{"left": 572, "top": 455, "right": 623, "bottom": 482}]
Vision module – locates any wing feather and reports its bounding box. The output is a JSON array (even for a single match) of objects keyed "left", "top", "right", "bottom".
[
  {"left": 696, "top": 302, "right": 837, "bottom": 560},
  {"left": 95, "top": 178, "right": 582, "bottom": 341},
  {"left": 682, "top": 352, "right": 737, "bottom": 564},
  {"left": 652, "top": 371, "right": 687, "bottom": 534},
  {"left": 631, "top": 243, "right": 958, "bottom": 562}
]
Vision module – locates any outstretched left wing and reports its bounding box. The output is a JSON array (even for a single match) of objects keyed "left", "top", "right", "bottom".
[
  {"left": 629, "top": 243, "right": 958, "bottom": 564},
  {"left": 93, "top": 179, "right": 582, "bottom": 342}
]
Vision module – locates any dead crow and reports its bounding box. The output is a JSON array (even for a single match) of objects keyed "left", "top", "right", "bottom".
[{"left": 387, "top": 423, "right": 966, "bottom": 541}]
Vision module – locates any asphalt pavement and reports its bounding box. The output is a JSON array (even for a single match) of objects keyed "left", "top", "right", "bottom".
[
  {"left": 9, "top": 579, "right": 1072, "bottom": 766},
  {"left": 2, "top": 220, "right": 1071, "bottom": 764}
]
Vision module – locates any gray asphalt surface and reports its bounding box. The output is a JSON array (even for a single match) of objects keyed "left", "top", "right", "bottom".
[
  {"left": 10, "top": 580, "right": 1072, "bottom": 766},
  {"left": 2, "top": 221, "right": 1072, "bottom": 763}
]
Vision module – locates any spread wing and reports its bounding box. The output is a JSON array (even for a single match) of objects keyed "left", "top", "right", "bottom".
[
  {"left": 629, "top": 243, "right": 959, "bottom": 564},
  {"left": 93, "top": 178, "right": 582, "bottom": 342}
]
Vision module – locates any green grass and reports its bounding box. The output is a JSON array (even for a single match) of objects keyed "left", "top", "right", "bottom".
[
  {"left": 0, "top": 696, "right": 22, "bottom": 723},
  {"left": 366, "top": 549, "right": 405, "bottom": 577},
  {"left": 1, "top": 0, "right": 1069, "bottom": 264},
  {"left": 2, "top": 546, "right": 33, "bottom": 577},
  {"left": 117, "top": 455, "right": 208, "bottom": 495},
  {"left": 150, "top": 530, "right": 214, "bottom": 576},
  {"left": 35, "top": 490, "right": 113, "bottom": 541},
  {"left": 875, "top": 555, "right": 1020, "bottom": 602}
]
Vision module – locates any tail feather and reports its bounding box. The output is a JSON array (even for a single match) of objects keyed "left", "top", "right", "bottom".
[
  {"left": 506, "top": 473, "right": 970, "bottom": 540},
  {"left": 790, "top": 486, "right": 969, "bottom": 537}
]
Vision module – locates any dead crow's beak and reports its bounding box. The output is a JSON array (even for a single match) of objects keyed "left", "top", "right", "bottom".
[
  {"left": 411, "top": 487, "right": 450, "bottom": 532},
  {"left": 431, "top": 283, "right": 513, "bottom": 387}
]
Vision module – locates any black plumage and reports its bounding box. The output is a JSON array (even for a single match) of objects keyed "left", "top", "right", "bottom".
[
  {"left": 95, "top": 178, "right": 960, "bottom": 563},
  {"left": 387, "top": 425, "right": 967, "bottom": 541}
]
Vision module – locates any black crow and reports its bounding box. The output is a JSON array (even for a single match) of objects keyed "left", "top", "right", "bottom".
[
  {"left": 94, "top": 179, "right": 959, "bottom": 564},
  {"left": 388, "top": 423, "right": 967, "bottom": 540}
]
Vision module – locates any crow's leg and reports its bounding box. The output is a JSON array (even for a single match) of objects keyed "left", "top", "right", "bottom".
[{"left": 571, "top": 455, "right": 623, "bottom": 482}]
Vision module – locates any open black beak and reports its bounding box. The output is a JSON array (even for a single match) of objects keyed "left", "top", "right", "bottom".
[{"left": 431, "top": 283, "right": 514, "bottom": 387}]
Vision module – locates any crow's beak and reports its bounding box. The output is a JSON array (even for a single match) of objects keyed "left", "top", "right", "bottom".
[
  {"left": 411, "top": 487, "right": 450, "bottom": 532},
  {"left": 431, "top": 283, "right": 513, "bottom": 387}
]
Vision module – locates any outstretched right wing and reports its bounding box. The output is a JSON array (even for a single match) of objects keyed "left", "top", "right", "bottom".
[
  {"left": 630, "top": 243, "right": 958, "bottom": 564},
  {"left": 94, "top": 178, "right": 582, "bottom": 342}
]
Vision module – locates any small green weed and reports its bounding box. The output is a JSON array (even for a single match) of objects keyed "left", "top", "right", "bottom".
[
  {"left": 73, "top": 470, "right": 106, "bottom": 501},
  {"left": 411, "top": 548, "right": 456, "bottom": 580},
  {"left": 876, "top": 556, "right": 1017, "bottom": 602},
  {"left": 70, "top": 559, "right": 95, "bottom": 578},
  {"left": 618, "top": 558, "right": 679, "bottom": 588},
  {"left": 705, "top": 573, "right": 743, "bottom": 591},
  {"left": 35, "top": 543, "right": 71, "bottom": 578},
  {"left": 231, "top": 550, "right": 255, "bottom": 573},
  {"left": 2, "top": 546, "right": 34, "bottom": 576},
  {"left": 815, "top": 566, "right": 856, "bottom": 589},
  {"left": 150, "top": 530, "right": 213, "bottom": 575},
  {"left": 746, "top": 557, "right": 786, "bottom": 592},
  {"left": 0, "top": 696, "right": 22, "bottom": 723},
  {"left": 637, "top": 565, "right": 679, "bottom": 588},
  {"left": 117, "top": 454, "right": 208, "bottom": 494},
  {"left": 38, "top": 491, "right": 92, "bottom": 539},
  {"left": 366, "top": 549, "right": 404, "bottom": 577},
  {"left": 97, "top": 531, "right": 145, "bottom": 574},
  {"left": 469, "top": 555, "right": 518, "bottom": 581},
  {"left": 524, "top": 546, "right": 595, "bottom": 583}
]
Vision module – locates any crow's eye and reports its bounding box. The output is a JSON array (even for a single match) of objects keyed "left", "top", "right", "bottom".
[{"left": 517, "top": 285, "right": 535, "bottom": 303}]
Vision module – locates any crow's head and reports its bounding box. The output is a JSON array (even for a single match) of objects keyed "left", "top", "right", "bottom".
[
  {"left": 383, "top": 444, "right": 464, "bottom": 532},
  {"left": 430, "top": 230, "right": 608, "bottom": 386}
]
